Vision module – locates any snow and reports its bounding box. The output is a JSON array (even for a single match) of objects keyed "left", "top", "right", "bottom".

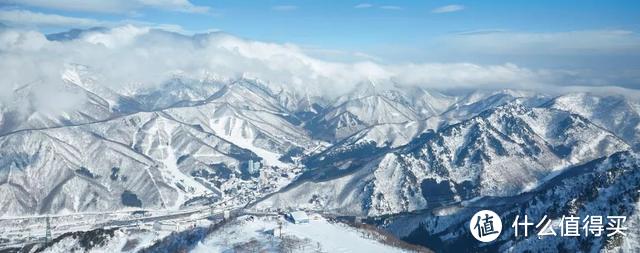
[
  {"left": 283, "top": 217, "right": 402, "bottom": 253},
  {"left": 288, "top": 211, "right": 309, "bottom": 223},
  {"left": 261, "top": 101, "right": 630, "bottom": 216},
  {"left": 356, "top": 121, "right": 424, "bottom": 148},
  {"left": 41, "top": 229, "right": 173, "bottom": 253},
  {"left": 153, "top": 119, "right": 210, "bottom": 208},
  {"left": 3, "top": 77, "right": 640, "bottom": 253},
  {"left": 618, "top": 202, "right": 640, "bottom": 252},
  {"left": 192, "top": 215, "right": 407, "bottom": 253},
  {"left": 207, "top": 110, "right": 291, "bottom": 168},
  {"left": 254, "top": 162, "right": 376, "bottom": 216}
]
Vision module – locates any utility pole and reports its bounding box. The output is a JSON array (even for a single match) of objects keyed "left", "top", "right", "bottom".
[{"left": 44, "top": 216, "right": 51, "bottom": 245}]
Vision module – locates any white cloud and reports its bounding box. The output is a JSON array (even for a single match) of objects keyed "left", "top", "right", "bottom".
[
  {"left": 0, "top": 28, "right": 49, "bottom": 51},
  {"left": 0, "top": 9, "right": 103, "bottom": 27},
  {"left": 380, "top": 5, "right": 403, "bottom": 10},
  {"left": 143, "top": 0, "right": 209, "bottom": 13},
  {"left": 442, "top": 30, "right": 640, "bottom": 55},
  {"left": 301, "top": 47, "right": 381, "bottom": 62},
  {"left": 3, "top": 0, "right": 209, "bottom": 14},
  {"left": 272, "top": 5, "right": 297, "bottom": 11},
  {"left": 432, "top": 4, "right": 465, "bottom": 13},
  {"left": 0, "top": 25, "right": 589, "bottom": 105},
  {"left": 2, "top": 24, "right": 637, "bottom": 119},
  {"left": 354, "top": 3, "right": 373, "bottom": 9},
  {"left": 389, "top": 63, "right": 550, "bottom": 88},
  {"left": 81, "top": 25, "right": 150, "bottom": 48}
]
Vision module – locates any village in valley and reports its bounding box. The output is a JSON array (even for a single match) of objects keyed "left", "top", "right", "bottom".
[{"left": 0, "top": 204, "right": 427, "bottom": 252}]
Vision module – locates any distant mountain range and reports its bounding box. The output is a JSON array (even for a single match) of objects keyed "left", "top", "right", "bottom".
[{"left": 1, "top": 64, "right": 639, "bottom": 252}]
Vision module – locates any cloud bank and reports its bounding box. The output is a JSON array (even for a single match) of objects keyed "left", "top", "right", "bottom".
[
  {"left": 2, "top": 0, "right": 209, "bottom": 14},
  {"left": 0, "top": 25, "right": 565, "bottom": 93},
  {"left": 0, "top": 25, "right": 634, "bottom": 114}
]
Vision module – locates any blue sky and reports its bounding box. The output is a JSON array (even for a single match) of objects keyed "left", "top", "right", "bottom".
[
  {"left": 189, "top": 0, "right": 640, "bottom": 48},
  {"left": 2, "top": 1, "right": 638, "bottom": 53},
  {"left": 0, "top": 0, "right": 639, "bottom": 88}
]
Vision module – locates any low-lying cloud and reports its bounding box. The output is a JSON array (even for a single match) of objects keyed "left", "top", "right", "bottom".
[{"left": 0, "top": 25, "right": 633, "bottom": 112}]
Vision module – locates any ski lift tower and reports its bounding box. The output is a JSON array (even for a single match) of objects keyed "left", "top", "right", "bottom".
[{"left": 44, "top": 216, "right": 52, "bottom": 245}]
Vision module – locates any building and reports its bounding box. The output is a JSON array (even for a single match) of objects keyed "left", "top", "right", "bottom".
[
  {"left": 247, "top": 159, "right": 261, "bottom": 175},
  {"left": 153, "top": 221, "right": 178, "bottom": 231},
  {"left": 286, "top": 211, "right": 310, "bottom": 224}
]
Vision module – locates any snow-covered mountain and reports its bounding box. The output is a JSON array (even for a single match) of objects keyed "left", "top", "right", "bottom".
[
  {"left": 309, "top": 94, "right": 420, "bottom": 141},
  {"left": 379, "top": 151, "right": 640, "bottom": 252},
  {"left": 2, "top": 57, "right": 640, "bottom": 253},
  {"left": 257, "top": 101, "right": 630, "bottom": 216},
  {"left": 0, "top": 64, "right": 226, "bottom": 137},
  {"left": 0, "top": 74, "right": 115, "bottom": 136},
  {"left": 440, "top": 89, "right": 551, "bottom": 123},
  {"left": 162, "top": 79, "right": 317, "bottom": 161},
  {"left": 0, "top": 110, "right": 271, "bottom": 215},
  {"left": 0, "top": 78, "right": 316, "bottom": 216},
  {"left": 545, "top": 92, "right": 640, "bottom": 150},
  {"left": 3, "top": 24, "right": 640, "bottom": 252},
  {"left": 305, "top": 82, "right": 459, "bottom": 142}
]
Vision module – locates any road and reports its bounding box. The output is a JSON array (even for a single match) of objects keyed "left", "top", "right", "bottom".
[{"left": 0, "top": 203, "right": 249, "bottom": 250}]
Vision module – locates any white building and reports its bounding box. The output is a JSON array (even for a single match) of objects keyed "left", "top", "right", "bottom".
[
  {"left": 287, "top": 211, "right": 310, "bottom": 224},
  {"left": 247, "top": 159, "right": 261, "bottom": 175}
]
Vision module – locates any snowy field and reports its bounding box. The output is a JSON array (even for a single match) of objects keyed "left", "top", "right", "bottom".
[
  {"left": 7, "top": 212, "right": 414, "bottom": 253},
  {"left": 193, "top": 215, "right": 408, "bottom": 253},
  {"left": 41, "top": 229, "right": 173, "bottom": 253}
]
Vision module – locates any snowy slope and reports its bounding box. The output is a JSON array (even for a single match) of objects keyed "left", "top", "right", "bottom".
[
  {"left": 0, "top": 74, "right": 115, "bottom": 136},
  {"left": 310, "top": 95, "right": 420, "bottom": 141},
  {"left": 0, "top": 64, "right": 226, "bottom": 137},
  {"left": 546, "top": 92, "right": 640, "bottom": 150},
  {"left": 163, "top": 80, "right": 316, "bottom": 165},
  {"left": 306, "top": 82, "right": 457, "bottom": 142},
  {"left": 440, "top": 89, "right": 551, "bottom": 123},
  {"left": 395, "top": 87, "right": 457, "bottom": 118},
  {"left": 258, "top": 102, "right": 630, "bottom": 216},
  {"left": 193, "top": 215, "right": 410, "bottom": 253},
  {"left": 37, "top": 214, "right": 415, "bottom": 253},
  {"left": 0, "top": 107, "right": 298, "bottom": 216},
  {"left": 0, "top": 125, "right": 176, "bottom": 216},
  {"left": 335, "top": 121, "right": 430, "bottom": 149},
  {"left": 379, "top": 151, "right": 640, "bottom": 252}
]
